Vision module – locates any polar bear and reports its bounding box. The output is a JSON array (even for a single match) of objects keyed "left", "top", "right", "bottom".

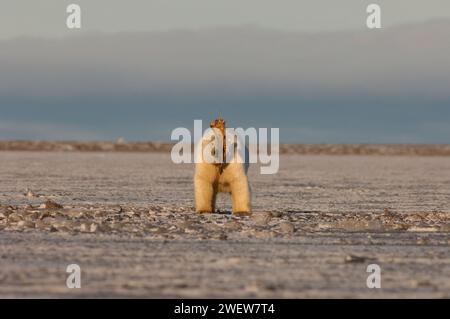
[{"left": 194, "top": 118, "right": 251, "bottom": 214}]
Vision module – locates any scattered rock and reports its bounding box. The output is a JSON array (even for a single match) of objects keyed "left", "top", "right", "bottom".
[
  {"left": 416, "top": 236, "right": 430, "bottom": 245},
  {"left": 152, "top": 227, "right": 168, "bottom": 234},
  {"left": 65, "top": 210, "right": 84, "bottom": 218},
  {"left": 334, "top": 219, "right": 385, "bottom": 232},
  {"left": 80, "top": 223, "right": 89, "bottom": 232},
  {"left": 26, "top": 189, "right": 37, "bottom": 198},
  {"left": 125, "top": 211, "right": 137, "bottom": 218},
  {"left": 94, "top": 211, "right": 109, "bottom": 218},
  {"left": 345, "top": 255, "right": 371, "bottom": 263},
  {"left": 218, "top": 233, "right": 228, "bottom": 240},
  {"left": 278, "top": 221, "right": 295, "bottom": 233},
  {"left": 7, "top": 212, "right": 23, "bottom": 223},
  {"left": 41, "top": 217, "right": 56, "bottom": 225},
  {"left": 17, "top": 220, "right": 35, "bottom": 228},
  {"left": 2, "top": 201, "right": 450, "bottom": 243},
  {"left": 78, "top": 222, "right": 99, "bottom": 233},
  {"left": 176, "top": 221, "right": 198, "bottom": 233},
  {"left": 252, "top": 230, "right": 275, "bottom": 239},
  {"left": 90, "top": 223, "right": 99, "bottom": 233},
  {"left": 98, "top": 224, "right": 112, "bottom": 233},
  {"left": 203, "top": 223, "right": 222, "bottom": 232},
  {"left": 233, "top": 211, "right": 252, "bottom": 217},
  {"left": 224, "top": 220, "right": 242, "bottom": 231},
  {"left": 41, "top": 200, "right": 63, "bottom": 210},
  {"left": 251, "top": 212, "right": 272, "bottom": 226},
  {"left": 407, "top": 226, "right": 439, "bottom": 233},
  {"left": 317, "top": 223, "right": 333, "bottom": 230},
  {"left": 34, "top": 220, "right": 48, "bottom": 229},
  {"left": 176, "top": 220, "right": 190, "bottom": 228},
  {"left": 24, "top": 211, "right": 39, "bottom": 220},
  {"left": 56, "top": 226, "right": 71, "bottom": 232},
  {"left": 147, "top": 210, "right": 158, "bottom": 216},
  {"left": 271, "top": 212, "right": 283, "bottom": 218}
]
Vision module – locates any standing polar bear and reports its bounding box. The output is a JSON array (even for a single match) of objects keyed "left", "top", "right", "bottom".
[{"left": 194, "top": 118, "right": 251, "bottom": 214}]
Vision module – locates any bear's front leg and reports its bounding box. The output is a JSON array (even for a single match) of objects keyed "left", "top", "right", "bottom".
[
  {"left": 230, "top": 177, "right": 251, "bottom": 215},
  {"left": 195, "top": 178, "right": 217, "bottom": 213}
]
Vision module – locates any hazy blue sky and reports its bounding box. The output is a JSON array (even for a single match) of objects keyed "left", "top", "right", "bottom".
[{"left": 0, "top": 1, "right": 449, "bottom": 143}]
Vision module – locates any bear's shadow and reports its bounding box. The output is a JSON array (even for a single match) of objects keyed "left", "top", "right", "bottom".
[{"left": 214, "top": 210, "right": 232, "bottom": 215}]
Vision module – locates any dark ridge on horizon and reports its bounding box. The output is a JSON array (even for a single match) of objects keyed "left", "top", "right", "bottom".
[
  {"left": 1, "top": 140, "right": 450, "bottom": 156},
  {"left": 1, "top": 17, "right": 449, "bottom": 41}
]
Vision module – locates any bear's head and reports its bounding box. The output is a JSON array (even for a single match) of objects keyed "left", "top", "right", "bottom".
[{"left": 210, "top": 117, "right": 226, "bottom": 136}]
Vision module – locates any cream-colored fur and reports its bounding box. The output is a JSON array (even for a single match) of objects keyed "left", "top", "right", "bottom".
[{"left": 194, "top": 130, "right": 251, "bottom": 214}]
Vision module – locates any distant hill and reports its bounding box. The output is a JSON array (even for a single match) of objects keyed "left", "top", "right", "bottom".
[{"left": 1, "top": 141, "right": 450, "bottom": 156}]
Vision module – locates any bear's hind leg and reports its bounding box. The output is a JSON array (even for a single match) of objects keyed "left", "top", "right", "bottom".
[
  {"left": 195, "top": 178, "right": 217, "bottom": 213},
  {"left": 230, "top": 178, "right": 251, "bottom": 215}
]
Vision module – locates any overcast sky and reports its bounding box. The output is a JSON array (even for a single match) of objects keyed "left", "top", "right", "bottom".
[
  {"left": 1, "top": 0, "right": 450, "bottom": 38},
  {"left": 0, "top": 1, "right": 449, "bottom": 143}
]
